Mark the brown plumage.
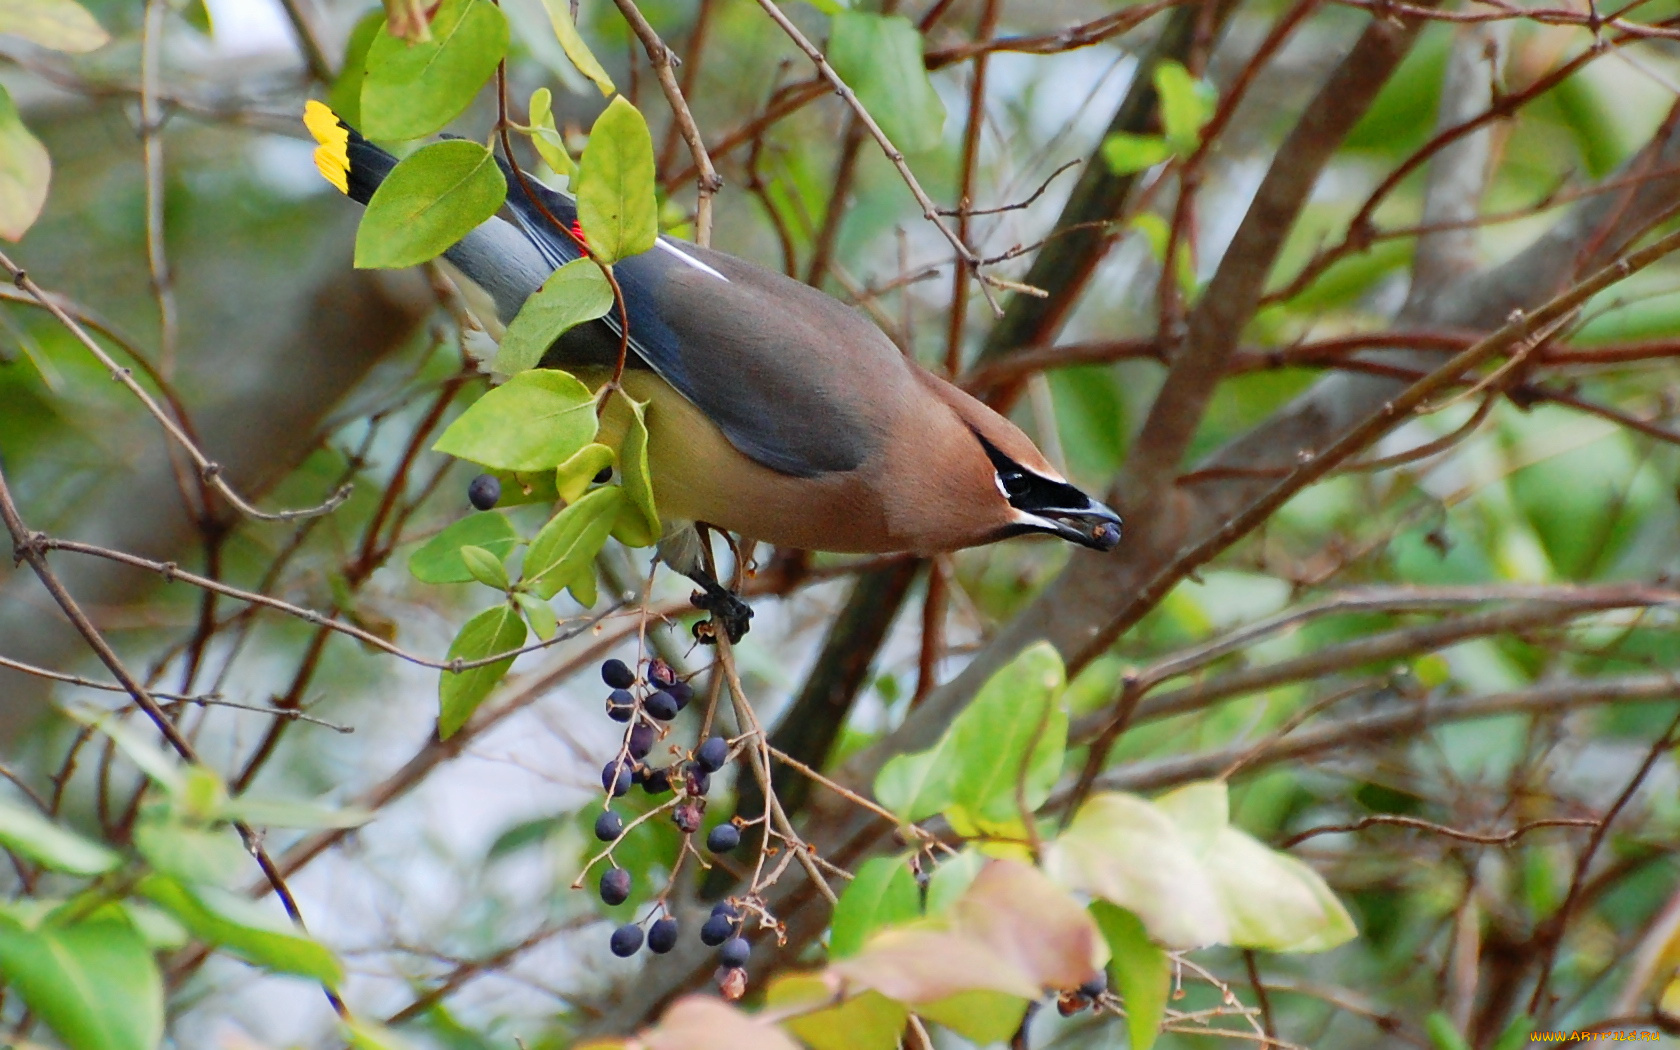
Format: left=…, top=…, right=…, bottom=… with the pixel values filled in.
left=309, top=106, right=1121, bottom=638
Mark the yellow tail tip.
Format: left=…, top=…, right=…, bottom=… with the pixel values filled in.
left=303, top=100, right=350, bottom=196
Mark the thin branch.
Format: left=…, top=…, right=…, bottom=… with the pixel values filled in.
left=747, top=0, right=1007, bottom=312
left=0, top=253, right=350, bottom=523
left=0, top=461, right=348, bottom=1021
left=27, top=533, right=612, bottom=672
left=139, top=0, right=178, bottom=379
left=1281, top=815, right=1600, bottom=849
left=611, top=0, right=723, bottom=246
left=1528, top=709, right=1680, bottom=1017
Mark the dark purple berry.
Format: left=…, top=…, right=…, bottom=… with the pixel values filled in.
left=647, top=917, right=679, bottom=954
left=601, top=759, right=633, bottom=797
left=695, top=736, right=729, bottom=773
left=644, top=690, right=679, bottom=721
left=609, top=923, right=644, bottom=957
left=707, top=823, right=741, bottom=853
left=718, top=936, right=750, bottom=969
left=674, top=802, right=702, bottom=834
left=642, top=767, right=672, bottom=795
left=467, top=474, right=501, bottom=511
left=710, top=901, right=740, bottom=919
left=594, top=810, right=623, bottom=842
left=666, top=681, right=694, bottom=710
left=601, top=659, right=635, bottom=689
left=606, top=689, right=636, bottom=722
left=600, top=867, right=631, bottom=906
left=627, top=722, right=655, bottom=759
left=649, top=660, right=676, bottom=689
left=685, top=764, right=711, bottom=796
left=700, top=912, right=735, bottom=946
left=1078, top=974, right=1108, bottom=999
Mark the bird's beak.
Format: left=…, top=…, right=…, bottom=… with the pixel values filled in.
left=1019, top=495, right=1123, bottom=552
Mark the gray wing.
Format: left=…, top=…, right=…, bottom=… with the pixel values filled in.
left=497, top=168, right=902, bottom=477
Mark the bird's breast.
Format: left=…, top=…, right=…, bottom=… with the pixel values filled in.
left=591, top=370, right=898, bottom=554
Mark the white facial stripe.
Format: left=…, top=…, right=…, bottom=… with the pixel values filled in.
left=656, top=238, right=730, bottom=282
left=1013, top=509, right=1062, bottom=532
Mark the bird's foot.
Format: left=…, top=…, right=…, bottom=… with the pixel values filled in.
left=690, top=583, right=753, bottom=644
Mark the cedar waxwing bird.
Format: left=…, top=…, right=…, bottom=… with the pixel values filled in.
left=305, top=104, right=1122, bottom=640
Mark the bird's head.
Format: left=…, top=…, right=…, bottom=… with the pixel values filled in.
left=922, top=372, right=1122, bottom=553
left=975, top=431, right=1123, bottom=552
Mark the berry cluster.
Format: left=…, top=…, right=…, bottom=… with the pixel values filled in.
left=1055, top=973, right=1110, bottom=1016
left=589, top=657, right=746, bottom=962
left=700, top=900, right=752, bottom=974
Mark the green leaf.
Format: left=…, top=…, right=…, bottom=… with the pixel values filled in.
left=1091, top=902, right=1168, bottom=1050
left=567, top=563, right=600, bottom=608
left=521, top=485, right=624, bottom=600
left=555, top=442, right=615, bottom=502
left=0, top=797, right=119, bottom=876
left=514, top=591, right=559, bottom=640
left=538, top=0, right=614, bottom=96
left=482, top=468, right=560, bottom=507
left=527, top=87, right=577, bottom=179
left=924, top=848, right=983, bottom=915
left=873, top=737, right=957, bottom=824
left=1048, top=784, right=1357, bottom=953
left=408, top=512, right=521, bottom=584
left=354, top=140, right=507, bottom=269
left=438, top=603, right=527, bottom=737
left=1100, top=132, right=1172, bottom=175
left=0, top=916, right=162, bottom=1050
left=134, top=818, right=248, bottom=885
left=0, top=85, right=50, bottom=241
left=460, top=544, right=511, bottom=590
left=347, top=1019, right=424, bottom=1050
left=948, top=642, right=1066, bottom=824
left=494, top=258, right=616, bottom=374
left=138, top=875, right=342, bottom=986
left=119, top=903, right=188, bottom=952
left=916, top=991, right=1028, bottom=1045
left=1426, top=1012, right=1473, bottom=1050
left=328, top=10, right=385, bottom=128
left=433, top=369, right=598, bottom=472
left=221, top=798, right=373, bottom=829
left=608, top=392, right=659, bottom=547
left=827, top=13, right=945, bottom=154
left=65, top=707, right=188, bottom=798
left=830, top=855, right=920, bottom=959
left=1153, top=59, right=1215, bottom=154
left=768, top=975, right=904, bottom=1050
left=1154, top=781, right=1357, bottom=952
left=1198, top=822, right=1358, bottom=952
left=361, top=0, right=508, bottom=140
left=1045, top=791, right=1226, bottom=949
left=0, top=0, right=109, bottom=52
left=577, top=96, right=658, bottom=264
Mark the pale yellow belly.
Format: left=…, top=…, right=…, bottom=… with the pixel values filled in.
left=585, top=369, right=895, bottom=554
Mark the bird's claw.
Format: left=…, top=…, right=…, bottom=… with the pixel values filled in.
left=691, top=586, right=753, bottom=644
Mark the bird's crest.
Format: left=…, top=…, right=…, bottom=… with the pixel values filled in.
left=303, top=100, right=351, bottom=196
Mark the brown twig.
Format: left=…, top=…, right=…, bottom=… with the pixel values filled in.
left=1282, top=815, right=1600, bottom=849
left=0, top=253, right=350, bottom=523
left=0, top=461, right=348, bottom=1021
left=610, top=0, right=723, bottom=246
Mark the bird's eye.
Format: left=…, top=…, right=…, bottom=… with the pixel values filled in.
left=999, top=471, right=1030, bottom=498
